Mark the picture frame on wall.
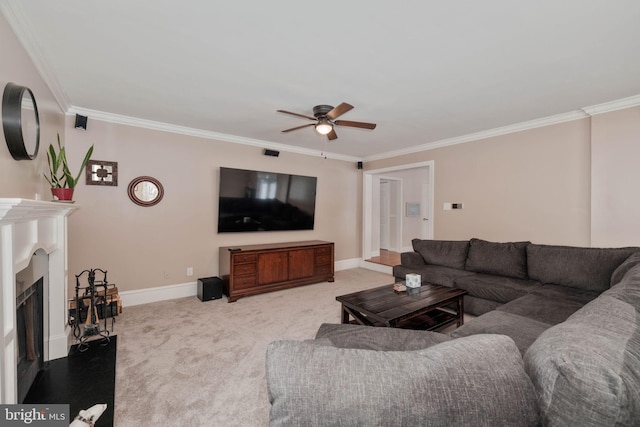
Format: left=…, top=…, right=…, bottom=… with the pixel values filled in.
left=86, top=160, right=118, bottom=186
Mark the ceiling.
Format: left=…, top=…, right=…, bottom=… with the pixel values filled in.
left=3, top=1, right=640, bottom=161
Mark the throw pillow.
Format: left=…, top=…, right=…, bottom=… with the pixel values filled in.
left=266, top=334, right=539, bottom=426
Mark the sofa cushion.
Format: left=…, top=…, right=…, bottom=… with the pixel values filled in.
left=463, top=295, right=503, bottom=316
left=267, top=335, right=540, bottom=427
left=464, top=238, right=530, bottom=279
left=399, top=251, right=425, bottom=268
left=610, top=251, right=640, bottom=286
left=393, top=264, right=475, bottom=288
left=526, top=244, right=637, bottom=292
left=450, top=310, right=551, bottom=354
left=496, top=293, right=585, bottom=325
left=314, top=323, right=452, bottom=351
left=529, top=284, right=600, bottom=305
left=524, top=295, right=640, bottom=426
left=607, top=262, right=640, bottom=309
left=453, top=273, right=541, bottom=303
left=412, top=238, right=470, bottom=269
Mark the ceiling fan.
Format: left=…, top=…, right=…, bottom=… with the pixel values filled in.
left=277, top=102, right=376, bottom=140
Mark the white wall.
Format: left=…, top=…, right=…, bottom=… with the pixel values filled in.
left=591, top=106, right=640, bottom=247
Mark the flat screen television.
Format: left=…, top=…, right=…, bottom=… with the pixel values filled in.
left=217, top=167, right=317, bottom=232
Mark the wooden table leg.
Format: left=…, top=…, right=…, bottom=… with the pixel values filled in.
left=341, top=305, right=349, bottom=324
left=457, top=296, right=465, bottom=327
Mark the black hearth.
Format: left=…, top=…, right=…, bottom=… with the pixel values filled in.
left=16, top=277, right=44, bottom=403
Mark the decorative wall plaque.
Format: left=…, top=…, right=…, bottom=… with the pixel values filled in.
left=86, top=160, right=118, bottom=186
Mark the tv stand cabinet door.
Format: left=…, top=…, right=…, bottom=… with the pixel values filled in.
left=288, top=248, right=316, bottom=280
left=257, top=251, right=289, bottom=285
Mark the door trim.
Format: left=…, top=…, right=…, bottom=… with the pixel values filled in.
left=362, top=161, right=434, bottom=261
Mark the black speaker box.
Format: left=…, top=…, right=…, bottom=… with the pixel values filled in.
left=264, top=149, right=280, bottom=157
left=357, top=161, right=363, bottom=170
left=75, top=114, right=88, bottom=130
left=197, top=276, right=223, bottom=301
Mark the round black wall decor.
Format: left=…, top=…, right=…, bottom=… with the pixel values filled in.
left=2, top=82, right=40, bottom=160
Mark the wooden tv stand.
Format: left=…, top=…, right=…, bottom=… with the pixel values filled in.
left=219, top=240, right=334, bottom=302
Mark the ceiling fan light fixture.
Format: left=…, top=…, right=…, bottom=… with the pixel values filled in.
left=315, top=119, right=333, bottom=135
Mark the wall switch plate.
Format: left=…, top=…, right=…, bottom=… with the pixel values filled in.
left=187, top=267, right=193, bottom=276
left=443, top=203, right=452, bottom=210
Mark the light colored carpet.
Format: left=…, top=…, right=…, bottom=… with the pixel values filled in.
left=113, top=268, right=394, bottom=426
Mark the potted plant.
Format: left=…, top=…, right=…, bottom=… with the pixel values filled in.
left=44, top=133, right=94, bottom=201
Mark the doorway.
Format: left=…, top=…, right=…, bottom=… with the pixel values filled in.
left=379, top=178, right=402, bottom=253
left=362, top=161, right=434, bottom=262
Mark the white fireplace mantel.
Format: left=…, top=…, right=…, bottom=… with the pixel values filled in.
left=0, top=198, right=76, bottom=404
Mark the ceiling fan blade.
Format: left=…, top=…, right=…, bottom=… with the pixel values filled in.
left=326, top=102, right=354, bottom=120
left=277, top=110, right=317, bottom=121
left=282, top=123, right=315, bottom=133
left=327, top=128, right=338, bottom=140
left=334, top=120, right=377, bottom=130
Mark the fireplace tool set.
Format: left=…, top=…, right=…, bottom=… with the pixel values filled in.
left=72, top=268, right=114, bottom=351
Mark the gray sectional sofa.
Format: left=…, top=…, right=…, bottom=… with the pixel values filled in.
left=265, top=239, right=640, bottom=426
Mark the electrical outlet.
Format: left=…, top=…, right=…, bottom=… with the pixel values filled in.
left=187, top=267, right=193, bottom=276
left=163, top=271, right=170, bottom=280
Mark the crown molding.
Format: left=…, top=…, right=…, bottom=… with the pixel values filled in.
left=364, top=110, right=590, bottom=162
left=581, top=94, right=640, bottom=116
left=367, top=94, right=640, bottom=162
left=67, top=107, right=361, bottom=163
left=0, top=1, right=71, bottom=112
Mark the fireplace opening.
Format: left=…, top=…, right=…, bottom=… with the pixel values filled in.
left=16, top=277, right=44, bottom=403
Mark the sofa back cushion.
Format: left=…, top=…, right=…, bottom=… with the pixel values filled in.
left=267, top=334, right=539, bottom=426
left=527, top=244, right=637, bottom=292
left=524, top=293, right=640, bottom=426
left=610, top=251, right=640, bottom=287
left=412, top=238, right=469, bottom=269
left=607, top=262, right=640, bottom=311
left=464, top=238, right=530, bottom=279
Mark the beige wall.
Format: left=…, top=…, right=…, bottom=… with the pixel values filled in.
left=366, top=119, right=592, bottom=246
left=64, top=118, right=361, bottom=293
left=591, top=106, right=640, bottom=247
left=0, top=13, right=65, bottom=198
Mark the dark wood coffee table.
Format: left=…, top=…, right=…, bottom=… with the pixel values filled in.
left=336, top=283, right=467, bottom=331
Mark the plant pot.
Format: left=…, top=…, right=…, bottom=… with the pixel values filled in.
left=51, top=188, right=74, bottom=201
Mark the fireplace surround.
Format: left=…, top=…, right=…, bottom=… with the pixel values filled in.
left=0, top=198, right=75, bottom=404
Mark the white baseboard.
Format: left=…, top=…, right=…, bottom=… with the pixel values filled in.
left=359, top=260, right=393, bottom=275
left=335, top=258, right=360, bottom=271
left=119, top=261, right=365, bottom=307
left=120, top=281, right=197, bottom=307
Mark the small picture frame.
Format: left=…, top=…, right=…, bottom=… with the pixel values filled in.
left=406, top=202, right=420, bottom=217
left=86, top=160, right=118, bottom=186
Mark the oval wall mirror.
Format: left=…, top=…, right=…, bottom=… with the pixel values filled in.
left=2, top=82, right=40, bottom=160
left=127, top=176, right=164, bottom=207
